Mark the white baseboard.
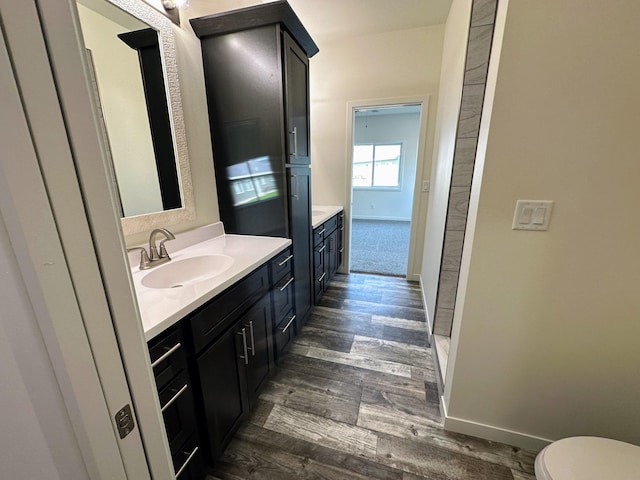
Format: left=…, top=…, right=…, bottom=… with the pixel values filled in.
left=351, top=215, right=411, bottom=222
left=417, top=274, right=432, bottom=332
left=440, top=398, right=551, bottom=452
left=405, top=273, right=419, bottom=282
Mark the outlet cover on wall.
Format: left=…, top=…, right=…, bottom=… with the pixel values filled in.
left=512, top=200, right=554, bottom=231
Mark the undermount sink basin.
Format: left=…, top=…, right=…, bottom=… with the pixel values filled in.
left=141, top=255, right=234, bottom=289
left=312, top=209, right=326, bottom=216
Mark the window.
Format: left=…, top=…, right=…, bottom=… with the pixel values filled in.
left=352, top=143, right=401, bottom=188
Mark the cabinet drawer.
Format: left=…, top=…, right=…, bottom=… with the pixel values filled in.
left=338, top=211, right=344, bottom=228
left=273, top=310, right=296, bottom=361
left=149, top=327, right=185, bottom=392
left=189, top=265, right=269, bottom=354
left=270, top=247, right=293, bottom=285
left=323, top=215, right=338, bottom=235
left=272, top=273, right=295, bottom=321
left=313, top=241, right=325, bottom=270
left=313, top=225, right=324, bottom=246
left=159, top=370, right=197, bottom=456
left=171, top=434, right=204, bottom=480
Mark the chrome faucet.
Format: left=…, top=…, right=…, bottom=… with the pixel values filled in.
left=127, top=228, right=176, bottom=270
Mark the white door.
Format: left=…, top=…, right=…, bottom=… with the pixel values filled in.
left=0, top=1, right=172, bottom=478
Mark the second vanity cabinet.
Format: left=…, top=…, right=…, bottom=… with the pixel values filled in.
left=313, top=212, right=344, bottom=303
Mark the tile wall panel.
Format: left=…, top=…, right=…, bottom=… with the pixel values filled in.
left=433, top=0, right=498, bottom=340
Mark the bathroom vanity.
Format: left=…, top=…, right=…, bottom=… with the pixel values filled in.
left=130, top=223, right=292, bottom=474
left=312, top=206, right=345, bottom=303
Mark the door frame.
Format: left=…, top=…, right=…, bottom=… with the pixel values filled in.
left=0, top=2, right=147, bottom=477
left=345, top=96, right=430, bottom=280
left=34, top=0, right=177, bottom=478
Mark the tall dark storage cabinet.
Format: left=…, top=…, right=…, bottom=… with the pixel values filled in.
left=191, top=1, right=318, bottom=326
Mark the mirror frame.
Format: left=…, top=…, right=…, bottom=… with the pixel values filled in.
left=88, top=0, right=195, bottom=236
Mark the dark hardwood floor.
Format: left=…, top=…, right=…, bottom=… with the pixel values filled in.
left=207, top=273, right=536, bottom=480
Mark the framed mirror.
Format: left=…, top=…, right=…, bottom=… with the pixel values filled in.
left=76, top=0, right=194, bottom=236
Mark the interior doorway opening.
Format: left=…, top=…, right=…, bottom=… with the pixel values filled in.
left=348, top=103, right=423, bottom=277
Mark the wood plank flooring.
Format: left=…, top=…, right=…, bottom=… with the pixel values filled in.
left=207, top=273, right=537, bottom=480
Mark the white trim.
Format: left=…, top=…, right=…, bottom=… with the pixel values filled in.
left=418, top=274, right=433, bottom=332
left=441, top=404, right=550, bottom=452
left=345, top=96, right=430, bottom=278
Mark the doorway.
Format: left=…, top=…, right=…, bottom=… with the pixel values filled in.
left=348, top=103, right=424, bottom=277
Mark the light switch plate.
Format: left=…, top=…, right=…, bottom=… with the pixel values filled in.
left=512, top=200, right=554, bottom=231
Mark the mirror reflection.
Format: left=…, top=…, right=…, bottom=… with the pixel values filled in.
left=77, top=0, right=182, bottom=217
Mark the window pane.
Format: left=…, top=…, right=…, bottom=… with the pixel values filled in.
left=353, top=145, right=373, bottom=164
left=353, top=162, right=372, bottom=187
left=373, top=159, right=399, bottom=186
left=353, top=145, right=373, bottom=186
left=374, top=144, right=401, bottom=161
left=373, top=144, right=400, bottom=187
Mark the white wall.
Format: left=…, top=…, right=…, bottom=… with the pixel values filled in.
left=352, top=112, right=420, bottom=221
left=445, top=0, right=640, bottom=448
left=0, top=214, right=88, bottom=479
left=311, top=25, right=445, bottom=276
left=420, top=0, right=470, bottom=327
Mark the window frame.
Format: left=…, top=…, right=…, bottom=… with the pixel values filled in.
left=352, top=141, right=403, bottom=191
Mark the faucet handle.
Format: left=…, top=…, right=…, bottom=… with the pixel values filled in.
left=158, top=241, right=171, bottom=259
left=127, top=247, right=151, bottom=270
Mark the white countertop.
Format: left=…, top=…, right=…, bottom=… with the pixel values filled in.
left=312, top=205, right=344, bottom=229
left=129, top=223, right=291, bottom=341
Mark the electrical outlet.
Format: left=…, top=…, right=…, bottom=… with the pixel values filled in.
left=370, top=204, right=374, bottom=210
left=422, top=180, right=430, bottom=192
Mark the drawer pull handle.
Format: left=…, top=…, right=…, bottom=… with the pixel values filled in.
left=247, top=321, right=256, bottom=356
left=316, top=228, right=325, bottom=236
left=277, top=254, right=293, bottom=267
left=238, top=328, right=249, bottom=365
left=318, top=245, right=326, bottom=253
left=151, top=342, right=181, bottom=368
left=161, top=384, right=188, bottom=412
left=279, top=276, right=295, bottom=292
left=175, top=445, right=199, bottom=478
left=318, top=272, right=326, bottom=283
left=281, top=314, right=296, bottom=333
left=290, top=126, right=298, bottom=158
left=339, top=247, right=344, bottom=253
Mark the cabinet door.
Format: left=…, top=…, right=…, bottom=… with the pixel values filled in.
left=288, top=166, right=312, bottom=326
left=327, top=228, right=339, bottom=283
left=283, top=32, right=310, bottom=165
left=242, top=296, right=273, bottom=408
left=313, top=238, right=325, bottom=304
left=196, top=320, right=248, bottom=462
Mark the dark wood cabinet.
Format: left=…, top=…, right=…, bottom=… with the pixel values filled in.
left=288, top=166, right=312, bottom=326
left=269, top=247, right=296, bottom=361
left=283, top=33, right=310, bottom=165
left=191, top=1, right=318, bottom=327
left=196, top=316, right=247, bottom=461
left=313, top=211, right=344, bottom=304
left=184, top=265, right=273, bottom=464
left=148, top=327, right=204, bottom=479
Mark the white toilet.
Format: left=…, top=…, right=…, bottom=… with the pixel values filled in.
left=535, top=436, right=640, bottom=479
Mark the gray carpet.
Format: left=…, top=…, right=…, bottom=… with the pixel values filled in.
left=350, top=219, right=410, bottom=277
